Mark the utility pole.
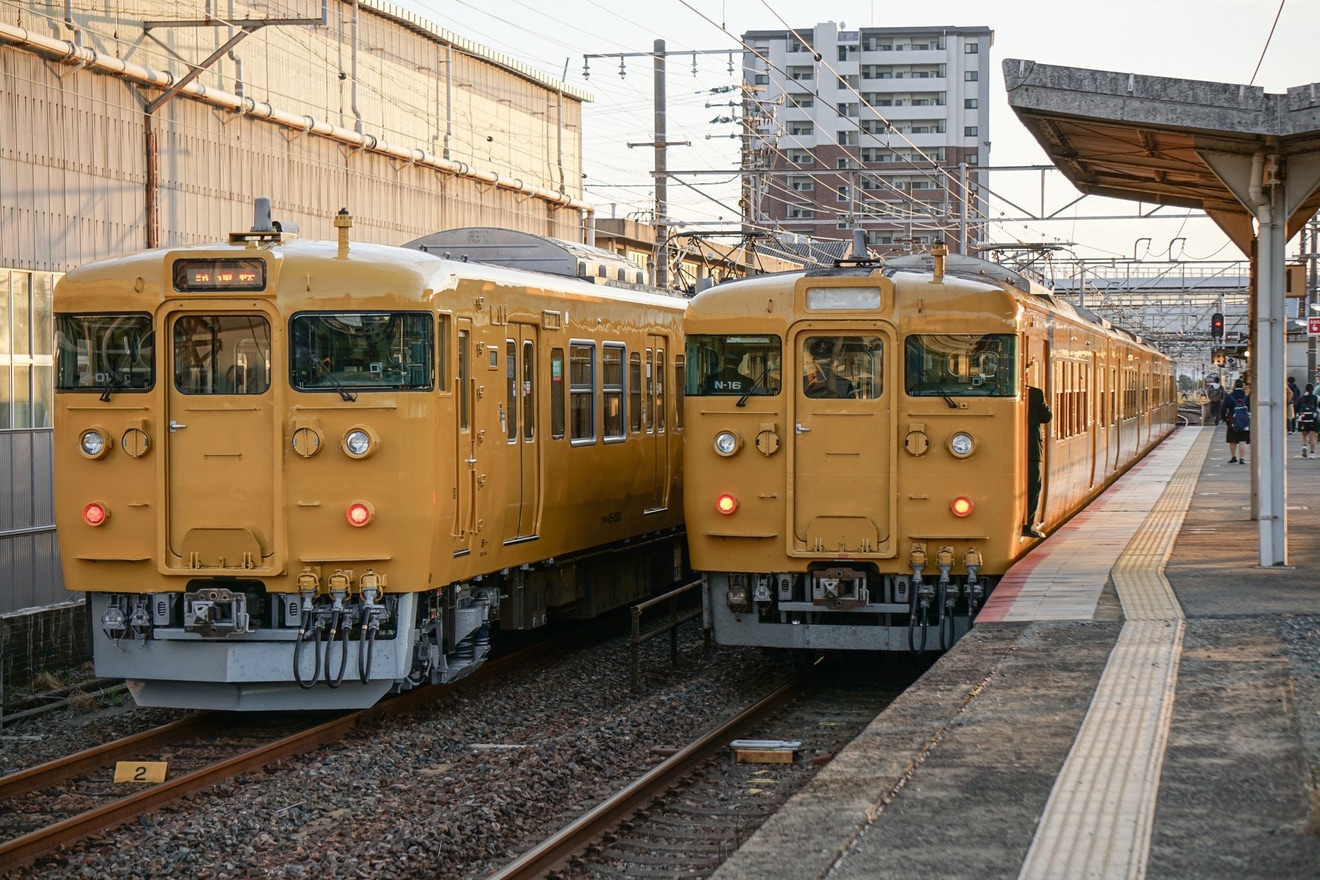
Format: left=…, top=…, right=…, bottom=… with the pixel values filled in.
left=585, top=41, right=734, bottom=289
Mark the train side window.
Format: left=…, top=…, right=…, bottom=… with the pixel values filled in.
left=458, top=330, right=470, bottom=431
left=569, top=341, right=596, bottom=445
left=550, top=347, right=565, bottom=439
left=645, top=348, right=654, bottom=432
left=629, top=351, right=642, bottom=433
left=506, top=339, right=518, bottom=443
left=655, top=349, right=666, bottom=432
left=603, top=343, right=625, bottom=442
left=55, top=313, right=155, bottom=395
left=174, top=315, right=271, bottom=396
left=522, top=340, right=535, bottom=441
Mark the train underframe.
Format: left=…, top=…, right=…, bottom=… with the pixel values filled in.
left=88, top=531, right=685, bottom=710
left=703, top=560, right=997, bottom=655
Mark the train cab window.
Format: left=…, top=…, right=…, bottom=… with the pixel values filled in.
left=803, top=336, right=883, bottom=399
left=569, top=342, right=596, bottom=444
left=905, top=333, right=1017, bottom=398
left=289, top=312, right=433, bottom=393
left=686, top=334, right=782, bottom=398
left=550, top=347, right=565, bottom=439
left=55, top=314, right=155, bottom=396
left=603, top=343, right=625, bottom=442
left=173, top=315, right=271, bottom=395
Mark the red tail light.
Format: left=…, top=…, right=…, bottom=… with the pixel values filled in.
left=83, top=502, right=109, bottom=526
left=346, top=501, right=374, bottom=527
left=716, top=494, right=738, bottom=515
left=950, top=496, right=974, bottom=517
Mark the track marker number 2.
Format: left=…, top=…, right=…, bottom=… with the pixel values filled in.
left=114, top=761, right=168, bottom=783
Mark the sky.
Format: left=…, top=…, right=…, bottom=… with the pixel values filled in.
left=391, top=0, right=1319, bottom=266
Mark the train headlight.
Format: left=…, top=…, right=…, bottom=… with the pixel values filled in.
left=716, top=493, right=739, bottom=515
left=950, top=496, right=974, bottom=517
left=346, top=500, right=375, bottom=527
left=79, top=428, right=110, bottom=459
left=713, top=430, right=741, bottom=456
left=948, top=432, right=976, bottom=458
left=342, top=426, right=379, bottom=459
left=83, top=502, right=110, bottom=526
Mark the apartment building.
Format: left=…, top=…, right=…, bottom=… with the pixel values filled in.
left=743, top=22, right=992, bottom=253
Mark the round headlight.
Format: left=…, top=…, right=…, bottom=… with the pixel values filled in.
left=713, top=430, right=740, bottom=456
left=79, top=429, right=109, bottom=459
left=342, top=427, right=378, bottom=459
left=948, top=432, right=975, bottom=458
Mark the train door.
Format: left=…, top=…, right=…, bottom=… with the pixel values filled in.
left=452, top=319, right=475, bottom=551
left=163, top=306, right=279, bottom=572
left=644, top=335, right=670, bottom=512
left=1026, top=338, right=1050, bottom=530
left=791, top=329, right=889, bottom=554
left=503, top=324, right=540, bottom=542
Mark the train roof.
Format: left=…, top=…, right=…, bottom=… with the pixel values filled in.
left=404, top=228, right=650, bottom=289
left=59, top=232, right=688, bottom=313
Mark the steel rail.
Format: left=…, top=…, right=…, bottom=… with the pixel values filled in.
left=0, top=632, right=577, bottom=872
left=0, top=714, right=215, bottom=801
left=489, top=673, right=810, bottom=880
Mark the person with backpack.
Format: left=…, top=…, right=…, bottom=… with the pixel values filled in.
left=1298, top=383, right=1319, bottom=458
left=1220, top=377, right=1250, bottom=464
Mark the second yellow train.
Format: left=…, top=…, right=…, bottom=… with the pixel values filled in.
left=683, top=244, right=1176, bottom=654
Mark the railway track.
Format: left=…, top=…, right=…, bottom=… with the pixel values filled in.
left=491, top=660, right=916, bottom=880
left=0, top=634, right=571, bottom=873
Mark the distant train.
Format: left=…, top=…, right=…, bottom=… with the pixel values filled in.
left=53, top=201, right=687, bottom=710
left=684, top=244, right=1175, bottom=654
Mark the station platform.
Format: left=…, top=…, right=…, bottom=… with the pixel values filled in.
left=712, top=425, right=1320, bottom=879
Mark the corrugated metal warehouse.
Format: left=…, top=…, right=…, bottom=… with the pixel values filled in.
left=0, top=0, right=593, bottom=689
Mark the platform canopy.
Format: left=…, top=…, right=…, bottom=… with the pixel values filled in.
left=1004, top=59, right=1320, bottom=568
left=1003, top=59, right=1320, bottom=256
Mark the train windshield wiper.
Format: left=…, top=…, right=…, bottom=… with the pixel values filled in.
left=313, top=359, right=358, bottom=402
left=98, top=370, right=125, bottom=402
left=736, top=367, right=768, bottom=407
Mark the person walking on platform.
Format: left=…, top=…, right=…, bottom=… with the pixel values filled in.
left=1298, top=383, right=1319, bottom=458
left=1288, top=375, right=1302, bottom=433
left=1221, top=378, right=1250, bottom=464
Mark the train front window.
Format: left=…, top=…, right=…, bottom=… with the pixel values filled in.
left=687, top=334, right=782, bottom=397
left=55, top=314, right=155, bottom=395
left=802, top=336, right=883, bottom=400
left=290, top=312, right=433, bottom=392
left=905, top=334, right=1017, bottom=398
left=173, top=315, right=272, bottom=395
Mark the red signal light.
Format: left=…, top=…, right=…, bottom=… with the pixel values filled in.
left=346, top=501, right=374, bottom=527
left=716, top=494, right=738, bottom=515
left=950, top=496, right=974, bottom=517
left=83, top=502, right=109, bottom=526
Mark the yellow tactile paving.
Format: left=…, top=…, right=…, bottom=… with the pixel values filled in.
left=1017, top=427, right=1212, bottom=880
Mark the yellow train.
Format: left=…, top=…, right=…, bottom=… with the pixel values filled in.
left=684, top=245, right=1175, bottom=654
left=54, top=201, right=687, bottom=710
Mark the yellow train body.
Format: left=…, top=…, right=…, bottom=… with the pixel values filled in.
left=54, top=208, right=686, bottom=709
left=683, top=251, right=1175, bottom=653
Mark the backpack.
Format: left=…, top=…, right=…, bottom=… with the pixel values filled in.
left=1229, top=396, right=1251, bottom=432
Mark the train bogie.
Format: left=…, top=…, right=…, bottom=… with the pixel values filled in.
left=54, top=202, right=687, bottom=709
left=685, top=247, right=1175, bottom=656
